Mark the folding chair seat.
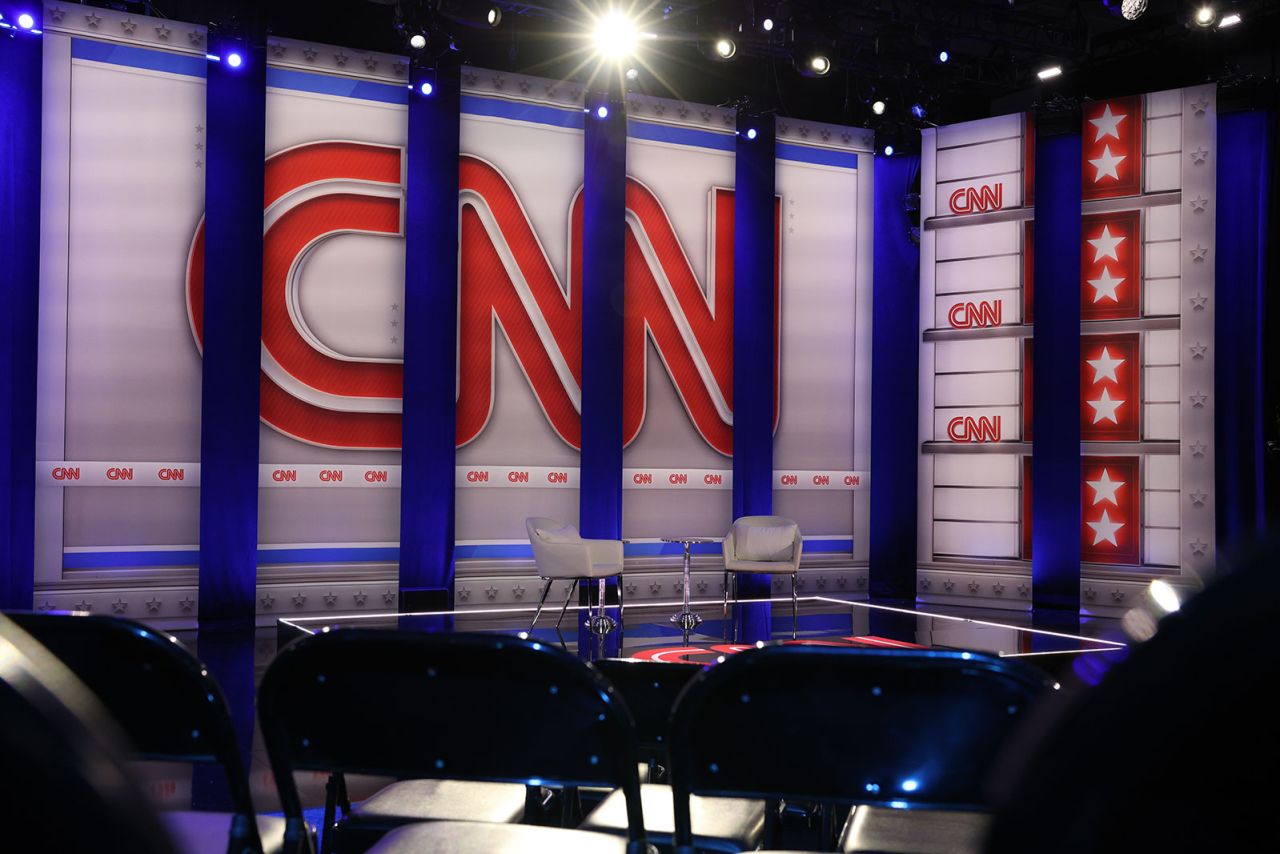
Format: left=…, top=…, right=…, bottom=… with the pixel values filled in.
left=667, top=646, right=1049, bottom=854
left=9, top=612, right=290, bottom=854
left=582, top=659, right=766, bottom=851
left=259, top=630, right=651, bottom=854
left=0, top=614, right=177, bottom=854
left=838, top=806, right=991, bottom=853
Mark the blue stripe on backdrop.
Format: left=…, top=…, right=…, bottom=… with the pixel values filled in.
left=869, top=155, right=922, bottom=600
left=399, top=62, right=462, bottom=606
left=1215, top=110, right=1273, bottom=556
left=70, top=37, right=206, bottom=78
left=0, top=25, right=42, bottom=610
left=579, top=91, right=627, bottom=658
left=198, top=37, right=266, bottom=625
left=1031, top=128, right=1082, bottom=612
left=626, top=120, right=734, bottom=151
left=732, top=113, right=778, bottom=641
left=775, top=141, right=859, bottom=170
left=460, top=94, right=585, bottom=129
left=265, top=67, right=407, bottom=104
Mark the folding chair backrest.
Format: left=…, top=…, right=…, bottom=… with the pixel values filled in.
left=592, top=658, right=701, bottom=750
left=670, top=646, right=1049, bottom=812
left=259, top=630, right=647, bottom=844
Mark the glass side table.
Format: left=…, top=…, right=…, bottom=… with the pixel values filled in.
left=660, top=537, right=720, bottom=644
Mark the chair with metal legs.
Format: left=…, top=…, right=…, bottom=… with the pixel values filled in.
left=722, top=516, right=803, bottom=642
left=526, top=518, right=625, bottom=647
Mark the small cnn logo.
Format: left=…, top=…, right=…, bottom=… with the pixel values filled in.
left=947, top=300, right=1002, bottom=329
left=948, top=183, right=1003, bottom=215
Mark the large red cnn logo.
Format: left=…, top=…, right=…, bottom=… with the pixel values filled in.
left=186, top=141, right=779, bottom=454
left=947, top=183, right=1003, bottom=215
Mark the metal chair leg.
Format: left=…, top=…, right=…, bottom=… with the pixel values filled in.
left=616, top=573, right=625, bottom=652
left=732, top=573, right=740, bottom=644
left=791, top=573, right=799, bottom=640
left=722, top=569, right=731, bottom=642
left=554, top=579, right=578, bottom=633
left=528, top=578, right=554, bottom=633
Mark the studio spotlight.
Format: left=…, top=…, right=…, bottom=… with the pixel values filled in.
left=1121, top=0, right=1148, bottom=19
left=1193, top=4, right=1216, bottom=26
left=761, top=17, right=775, bottom=32
left=593, top=10, right=639, bottom=60
left=714, top=37, right=736, bottom=59
left=486, top=6, right=501, bottom=27
left=746, top=127, right=758, bottom=140
left=807, top=54, right=831, bottom=76
left=911, top=103, right=927, bottom=119
left=596, top=105, right=610, bottom=119
left=625, top=66, right=639, bottom=81
left=1219, top=12, right=1241, bottom=27
left=871, top=99, right=887, bottom=115
left=17, top=11, right=35, bottom=29
left=409, top=33, right=427, bottom=49
left=1037, top=64, right=1063, bottom=80
left=937, top=49, right=949, bottom=63
left=225, top=52, right=243, bottom=68
left=883, top=144, right=895, bottom=156
left=420, top=81, right=434, bottom=96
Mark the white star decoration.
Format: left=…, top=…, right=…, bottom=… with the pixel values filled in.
left=1088, top=268, right=1125, bottom=303
left=1088, top=145, right=1126, bottom=182
left=1086, top=468, right=1125, bottom=506
left=1087, top=388, right=1125, bottom=424
left=1087, top=509, right=1125, bottom=547
left=1087, top=225, right=1125, bottom=262
left=1089, top=104, right=1126, bottom=141
left=1087, top=347, right=1126, bottom=383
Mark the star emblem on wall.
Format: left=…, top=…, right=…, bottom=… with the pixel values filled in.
left=458, top=587, right=471, bottom=600
left=856, top=576, right=867, bottom=589
left=120, top=19, right=136, bottom=34
left=1189, top=441, right=1208, bottom=458
left=511, top=585, right=525, bottom=600
left=271, top=43, right=287, bottom=58
left=1189, top=392, right=1208, bottom=408
left=1088, top=103, right=1126, bottom=141
left=1189, top=539, right=1209, bottom=557
left=484, top=586, right=498, bottom=600
left=260, top=594, right=275, bottom=610
left=392, top=62, right=407, bottom=77
left=919, top=577, right=932, bottom=591
left=1188, top=293, right=1208, bottom=310
left=292, top=594, right=307, bottom=607
left=1017, top=583, right=1030, bottom=597
left=37, top=600, right=53, bottom=611
left=1189, top=492, right=1208, bottom=507
left=323, top=592, right=338, bottom=606
left=1084, top=587, right=1097, bottom=601
left=1189, top=195, right=1208, bottom=212
left=364, top=56, right=379, bottom=71
left=967, top=581, right=981, bottom=594
left=75, top=600, right=92, bottom=612
left=49, top=8, right=65, bottom=23
left=1088, top=145, right=1126, bottom=182
left=1189, top=95, right=1209, bottom=116
left=1087, top=509, right=1124, bottom=547
left=1111, top=589, right=1126, bottom=603
left=1190, top=147, right=1208, bottom=164
left=383, top=590, right=396, bottom=604
left=85, top=12, right=102, bottom=27
left=649, top=582, right=662, bottom=594
left=1088, top=268, right=1125, bottom=303
left=1189, top=342, right=1207, bottom=359
left=155, top=25, right=171, bottom=40
left=334, top=52, right=349, bottom=66
left=353, top=591, right=368, bottom=606
left=625, top=582, right=637, bottom=595
left=179, top=596, right=195, bottom=611
left=1087, top=347, right=1126, bottom=383
left=111, top=599, right=127, bottom=614
left=1087, top=225, right=1125, bottom=262
left=187, top=30, right=203, bottom=45
left=992, top=582, right=1006, bottom=596
left=303, top=47, right=317, bottom=61
left=1189, top=245, right=1208, bottom=262
left=943, top=579, right=955, bottom=592
left=1087, top=467, right=1125, bottom=506
left=1087, top=388, right=1125, bottom=424
left=145, top=597, right=162, bottom=613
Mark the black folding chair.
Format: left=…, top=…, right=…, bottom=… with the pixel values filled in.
left=668, top=646, right=1051, bottom=854
left=8, top=612, right=284, bottom=854
left=258, top=630, right=649, bottom=854
left=0, top=614, right=177, bottom=854
left=581, top=658, right=768, bottom=852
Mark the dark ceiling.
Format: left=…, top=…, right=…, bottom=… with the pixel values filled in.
left=89, top=1, right=1280, bottom=148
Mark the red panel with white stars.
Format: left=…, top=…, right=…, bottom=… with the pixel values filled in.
left=1081, top=210, right=1141, bottom=320
left=1081, top=333, right=1140, bottom=442
left=1081, top=456, right=1140, bottom=565
left=1082, top=96, right=1142, bottom=200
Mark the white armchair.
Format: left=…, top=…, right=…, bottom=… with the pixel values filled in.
left=526, top=518, right=625, bottom=636
left=722, top=516, right=803, bottom=640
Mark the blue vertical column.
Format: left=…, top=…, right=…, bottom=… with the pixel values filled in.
left=733, top=112, right=777, bottom=641
left=198, top=35, right=266, bottom=626
left=1215, top=110, right=1272, bottom=556
left=0, top=14, right=43, bottom=610
left=868, top=155, right=922, bottom=600
left=579, top=90, right=626, bottom=657
left=1031, top=126, right=1082, bottom=611
left=399, top=61, right=461, bottom=610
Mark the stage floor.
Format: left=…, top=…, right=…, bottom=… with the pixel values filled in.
left=276, top=595, right=1125, bottom=666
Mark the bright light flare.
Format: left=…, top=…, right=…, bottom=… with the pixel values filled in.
left=1037, top=64, right=1063, bottom=80
left=592, top=10, right=639, bottom=60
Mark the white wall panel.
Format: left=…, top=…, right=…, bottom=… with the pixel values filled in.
left=935, top=113, right=1022, bottom=149
left=1144, top=241, right=1182, bottom=278
left=1145, top=454, right=1180, bottom=490
left=1143, top=490, right=1179, bottom=528
left=933, top=453, right=1020, bottom=488
left=934, top=338, right=1021, bottom=374
left=1143, top=527, right=1180, bottom=566
left=1143, top=366, right=1179, bottom=403
left=935, top=138, right=1021, bottom=182
left=1145, top=330, right=1181, bottom=366
left=1145, top=89, right=1182, bottom=118
left=1144, top=153, right=1181, bottom=193
left=934, top=487, right=1020, bottom=522
left=933, top=521, right=1020, bottom=558
left=936, top=221, right=1021, bottom=260
left=1143, top=403, right=1180, bottom=440
left=1145, top=204, right=1180, bottom=241
left=1144, top=279, right=1180, bottom=316
left=1145, top=116, right=1182, bottom=154
left=935, top=256, right=1021, bottom=295
left=935, top=372, right=1020, bottom=408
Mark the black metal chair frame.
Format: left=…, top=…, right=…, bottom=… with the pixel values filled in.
left=8, top=612, right=266, bottom=854
left=666, top=645, right=1051, bottom=854
left=258, top=629, right=650, bottom=854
